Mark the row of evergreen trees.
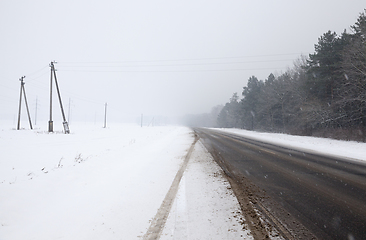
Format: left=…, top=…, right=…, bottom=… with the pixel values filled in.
left=217, top=10, right=366, bottom=141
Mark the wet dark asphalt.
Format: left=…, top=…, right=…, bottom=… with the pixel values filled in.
left=194, top=128, right=366, bottom=240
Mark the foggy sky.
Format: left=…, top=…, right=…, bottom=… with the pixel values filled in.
left=1, top=0, right=365, bottom=126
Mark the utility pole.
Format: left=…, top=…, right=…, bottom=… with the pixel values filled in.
left=34, top=96, right=38, bottom=125
left=104, top=103, right=107, bottom=128
left=141, top=114, right=143, bottom=127
left=49, top=62, right=53, bottom=132
left=49, top=61, right=70, bottom=134
left=17, top=76, right=33, bottom=130
left=23, top=82, right=33, bottom=130
left=17, top=77, right=23, bottom=130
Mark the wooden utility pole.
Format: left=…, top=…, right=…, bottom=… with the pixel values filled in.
left=17, top=77, right=23, bottom=130
left=49, top=61, right=70, bottom=134
left=104, top=103, right=107, bottom=128
left=48, top=63, right=53, bottom=132
left=17, top=76, right=33, bottom=130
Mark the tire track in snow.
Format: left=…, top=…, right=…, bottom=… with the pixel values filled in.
left=142, top=134, right=198, bottom=240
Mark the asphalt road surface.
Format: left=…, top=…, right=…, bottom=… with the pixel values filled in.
left=194, top=128, right=366, bottom=240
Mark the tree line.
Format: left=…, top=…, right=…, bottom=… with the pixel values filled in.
left=217, top=10, right=366, bottom=141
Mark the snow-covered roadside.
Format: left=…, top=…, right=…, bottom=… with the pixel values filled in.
left=213, top=128, right=366, bottom=163
left=161, top=141, right=252, bottom=239
left=0, top=123, right=253, bottom=239
left=0, top=123, right=190, bottom=239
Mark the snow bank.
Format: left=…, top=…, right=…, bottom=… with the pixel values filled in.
left=213, top=128, right=366, bottom=163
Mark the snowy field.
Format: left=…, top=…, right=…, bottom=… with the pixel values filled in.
left=0, top=122, right=250, bottom=240
left=2, top=122, right=365, bottom=240
left=214, top=128, right=366, bottom=163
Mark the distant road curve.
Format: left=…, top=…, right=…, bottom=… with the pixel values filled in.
left=194, top=128, right=366, bottom=240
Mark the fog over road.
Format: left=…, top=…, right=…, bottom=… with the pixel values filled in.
left=194, top=128, right=366, bottom=240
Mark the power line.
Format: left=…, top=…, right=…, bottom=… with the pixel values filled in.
left=26, top=70, right=50, bottom=83
left=59, top=89, right=105, bottom=105
left=60, top=52, right=309, bottom=64
left=20, top=74, right=105, bottom=106
left=56, top=67, right=292, bottom=73
left=58, top=59, right=297, bottom=68
left=25, top=65, right=49, bottom=78
left=0, top=95, right=18, bottom=103
left=0, top=82, right=18, bottom=91
left=56, top=55, right=301, bottom=73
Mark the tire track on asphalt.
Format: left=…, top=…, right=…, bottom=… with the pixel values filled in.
left=142, top=134, right=198, bottom=240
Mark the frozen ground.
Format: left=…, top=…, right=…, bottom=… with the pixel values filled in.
left=214, top=128, right=366, bottom=163
left=0, top=122, right=250, bottom=240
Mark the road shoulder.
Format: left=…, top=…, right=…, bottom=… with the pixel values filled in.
left=160, top=140, right=253, bottom=239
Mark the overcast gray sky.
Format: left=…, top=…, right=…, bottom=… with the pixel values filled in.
left=1, top=0, right=365, bottom=126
